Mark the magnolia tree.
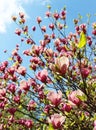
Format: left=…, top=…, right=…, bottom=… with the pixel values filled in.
left=0, top=5, right=96, bottom=130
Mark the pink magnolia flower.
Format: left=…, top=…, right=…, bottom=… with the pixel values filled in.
left=19, top=12, right=25, bottom=18
left=7, top=66, right=15, bottom=75
left=18, top=119, right=33, bottom=128
left=23, top=49, right=31, bottom=56
left=7, top=83, right=16, bottom=93
left=0, top=102, right=5, bottom=109
left=48, top=113, right=65, bottom=129
left=44, top=105, right=51, bottom=114
left=8, top=115, right=14, bottom=124
left=17, top=66, right=26, bottom=76
left=94, top=120, right=96, bottom=130
left=2, top=61, right=8, bottom=67
left=47, top=90, right=62, bottom=106
left=25, top=120, right=33, bottom=128
left=28, top=78, right=36, bottom=87
left=55, top=56, right=69, bottom=75
left=94, top=120, right=96, bottom=126
left=94, top=126, right=96, bottom=130
left=15, top=28, right=21, bottom=36
left=0, top=124, right=4, bottom=130
left=20, top=80, right=30, bottom=91
left=32, top=45, right=42, bottom=56
left=41, top=26, right=46, bottom=32
left=36, top=69, right=48, bottom=83
left=12, top=49, right=18, bottom=56
left=92, top=29, right=96, bottom=35
left=0, top=88, right=6, bottom=97
left=44, top=48, right=53, bottom=57
left=7, top=108, right=16, bottom=115
left=26, top=39, right=34, bottom=45
left=13, top=96, right=20, bottom=104
left=68, top=89, right=84, bottom=106
left=27, top=100, right=37, bottom=111
left=30, top=57, right=40, bottom=64
left=54, top=38, right=61, bottom=47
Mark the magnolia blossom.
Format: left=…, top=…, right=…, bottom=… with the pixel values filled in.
left=15, top=28, right=21, bottom=36
left=0, top=88, right=6, bottom=97
left=27, top=100, right=37, bottom=111
left=7, top=83, right=16, bottom=93
left=44, top=105, right=51, bottom=114
left=7, top=108, right=16, bottom=115
left=13, top=96, right=20, bottom=104
left=94, top=120, right=96, bottom=130
left=20, top=80, right=30, bottom=91
left=18, top=119, right=33, bottom=128
left=25, top=120, right=33, bottom=128
left=48, top=113, right=65, bottom=129
left=54, top=56, right=69, bottom=75
left=36, top=69, right=48, bottom=83
left=47, top=90, right=62, bottom=106
left=17, top=66, right=26, bottom=76
left=68, top=89, right=84, bottom=106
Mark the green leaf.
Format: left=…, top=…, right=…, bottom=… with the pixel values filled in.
left=78, top=31, right=87, bottom=48
left=43, top=124, right=47, bottom=130
left=70, top=121, right=75, bottom=126
left=48, top=124, right=54, bottom=130
left=8, top=57, right=12, bottom=61
left=78, top=14, right=83, bottom=20
left=77, top=94, right=87, bottom=101
left=47, top=5, right=51, bottom=10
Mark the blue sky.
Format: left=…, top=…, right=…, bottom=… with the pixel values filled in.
left=0, top=0, right=96, bottom=61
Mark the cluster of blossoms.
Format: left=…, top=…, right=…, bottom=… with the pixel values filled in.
left=0, top=5, right=96, bottom=130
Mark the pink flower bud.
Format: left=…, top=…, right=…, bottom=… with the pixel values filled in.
left=81, top=68, right=90, bottom=78
left=41, top=26, right=46, bottom=32
left=92, top=29, right=96, bottom=35
left=53, top=12, right=59, bottom=20
left=37, top=17, right=42, bottom=24
left=45, top=11, right=51, bottom=17
left=19, top=12, right=25, bottom=18
left=32, top=26, right=36, bottom=31
left=62, top=103, right=72, bottom=112
left=49, top=23, right=54, bottom=30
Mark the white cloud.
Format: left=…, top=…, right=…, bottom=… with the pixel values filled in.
left=0, top=0, right=25, bottom=33
left=0, top=0, right=51, bottom=33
